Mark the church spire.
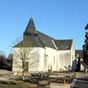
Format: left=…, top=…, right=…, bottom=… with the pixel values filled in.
left=23, top=17, right=38, bottom=41
left=24, top=17, right=37, bottom=34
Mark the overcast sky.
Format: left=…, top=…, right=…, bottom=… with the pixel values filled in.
left=0, top=0, right=88, bottom=56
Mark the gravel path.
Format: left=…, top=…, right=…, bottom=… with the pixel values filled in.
left=0, top=70, right=14, bottom=80
left=75, top=72, right=88, bottom=78
left=0, top=70, right=88, bottom=88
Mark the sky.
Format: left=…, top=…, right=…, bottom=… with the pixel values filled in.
left=0, top=0, right=88, bottom=57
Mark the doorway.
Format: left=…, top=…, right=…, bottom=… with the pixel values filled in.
left=24, top=62, right=28, bottom=72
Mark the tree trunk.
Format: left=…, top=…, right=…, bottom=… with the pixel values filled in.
left=22, top=61, right=25, bottom=80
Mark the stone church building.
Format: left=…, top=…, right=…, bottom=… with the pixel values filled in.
left=12, top=17, right=75, bottom=73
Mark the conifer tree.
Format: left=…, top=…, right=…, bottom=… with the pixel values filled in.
left=83, top=24, right=88, bottom=65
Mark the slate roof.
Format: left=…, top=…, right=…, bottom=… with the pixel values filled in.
left=14, top=31, right=55, bottom=48
left=24, top=17, right=38, bottom=34
left=37, top=31, right=55, bottom=48
left=14, top=40, right=45, bottom=48
left=14, top=17, right=72, bottom=50
left=54, top=40, right=73, bottom=50
left=75, top=50, right=83, bottom=58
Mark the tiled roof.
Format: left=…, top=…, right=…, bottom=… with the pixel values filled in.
left=54, top=40, right=72, bottom=50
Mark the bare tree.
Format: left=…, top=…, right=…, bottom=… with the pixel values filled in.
left=13, top=37, right=39, bottom=80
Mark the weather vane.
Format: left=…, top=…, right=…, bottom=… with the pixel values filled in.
left=30, top=8, right=34, bottom=17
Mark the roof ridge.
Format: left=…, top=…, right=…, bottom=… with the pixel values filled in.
left=37, top=31, right=55, bottom=40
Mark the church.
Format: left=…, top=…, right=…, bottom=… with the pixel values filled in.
left=12, top=17, right=75, bottom=73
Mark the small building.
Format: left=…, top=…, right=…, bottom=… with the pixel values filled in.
left=12, top=17, right=75, bottom=73
left=7, top=54, right=13, bottom=62
left=75, top=50, right=84, bottom=71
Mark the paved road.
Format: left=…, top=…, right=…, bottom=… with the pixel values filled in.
left=51, top=72, right=88, bottom=78
left=75, top=72, right=88, bottom=78
left=50, top=83, right=70, bottom=88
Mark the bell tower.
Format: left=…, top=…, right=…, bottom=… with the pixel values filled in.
left=23, top=17, right=38, bottom=41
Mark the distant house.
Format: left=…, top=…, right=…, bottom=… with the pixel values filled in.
left=7, top=54, right=13, bottom=62
left=12, top=17, right=75, bottom=73
left=75, top=50, right=85, bottom=71
left=75, top=50, right=83, bottom=59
